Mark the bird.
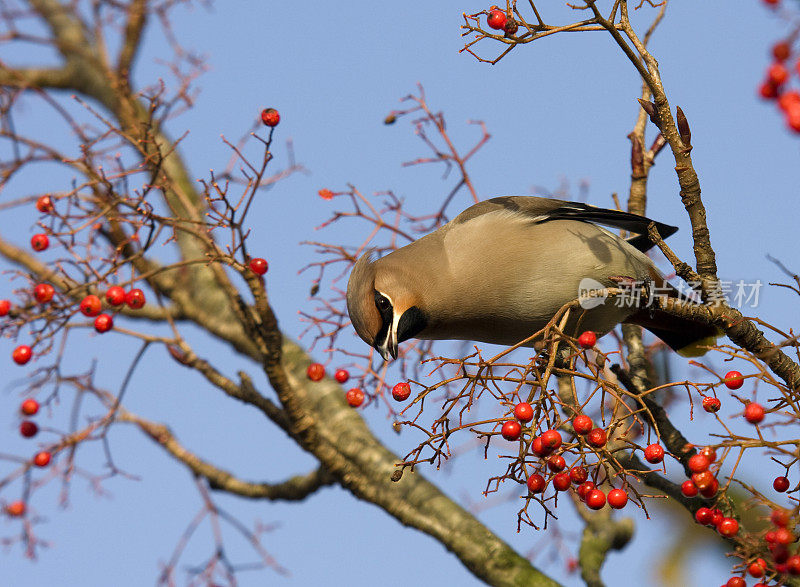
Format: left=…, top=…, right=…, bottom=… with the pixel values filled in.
left=346, top=196, right=718, bottom=361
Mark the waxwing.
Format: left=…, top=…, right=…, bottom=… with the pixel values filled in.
left=346, top=196, right=717, bottom=360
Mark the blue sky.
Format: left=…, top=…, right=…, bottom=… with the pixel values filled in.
left=1, top=2, right=798, bottom=586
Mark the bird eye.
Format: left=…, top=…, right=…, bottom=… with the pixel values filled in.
left=375, top=292, right=391, bottom=313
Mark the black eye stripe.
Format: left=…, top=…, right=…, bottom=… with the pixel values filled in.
left=374, top=291, right=393, bottom=317
left=373, top=291, right=393, bottom=347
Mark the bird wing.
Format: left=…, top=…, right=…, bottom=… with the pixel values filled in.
left=450, top=196, right=677, bottom=252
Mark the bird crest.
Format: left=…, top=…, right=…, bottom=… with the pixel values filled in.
left=346, top=250, right=380, bottom=346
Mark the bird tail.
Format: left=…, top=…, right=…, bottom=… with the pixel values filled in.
left=623, top=277, right=721, bottom=356
left=625, top=307, right=720, bottom=357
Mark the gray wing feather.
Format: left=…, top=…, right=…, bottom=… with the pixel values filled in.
left=451, top=196, right=677, bottom=253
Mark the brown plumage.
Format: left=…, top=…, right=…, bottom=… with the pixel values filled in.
left=346, top=196, right=717, bottom=360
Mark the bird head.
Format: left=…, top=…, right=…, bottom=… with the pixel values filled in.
left=346, top=251, right=428, bottom=361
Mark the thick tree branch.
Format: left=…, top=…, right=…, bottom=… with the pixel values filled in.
left=117, top=0, right=147, bottom=76
left=123, top=413, right=335, bottom=500
left=576, top=504, right=634, bottom=587
left=264, top=339, right=562, bottom=587
left=0, top=66, right=75, bottom=89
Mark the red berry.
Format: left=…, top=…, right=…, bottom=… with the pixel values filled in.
left=587, top=428, right=607, bottom=448
left=748, top=558, right=768, bottom=578
left=695, top=507, right=714, bottom=525
left=771, top=509, right=790, bottom=527
left=530, top=436, right=548, bottom=456
left=585, top=489, right=606, bottom=510
left=700, top=477, right=719, bottom=499
left=688, top=453, right=711, bottom=473
left=553, top=472, right=571, bottom=491
left=20, top=420, right=38, bottom=438
left=249, top=258, right=268, bottom=275
left=766, top=530, right=777, bottom=543
left=33, top=451, right=51, bottom=467
left=644, top=443, right=665, bottom=464
left=744, top=402, right=765, bottom=424
left=20, top=398, right=39, bottom=416
left=570, top=467, right=588, bottom=485
left=724, top=370, right=744, bottom=390
left=94, top=313, right=113, bottom=333
left=787, top=555, right=800, bottom=576
left=260, top=108, right=280, bottom=127
left=345, top=388, right=365, bottom=408
left=718, top=517, right=739, bottom=537
left=105, top=286, right=126, bottom=306
left=540, top=429, right=562, bottom=451
left=710, top=509, right=724, bottom=527
left=6, top=500, right=25, bottom=517
left=692, top=470, right=715, bottom=491
left=787, top=105, right=800, bottom=133
left=572, top=414, right=593, bottom=435
left=36, top=195, right=53, bottom=213
left=318, top=188, right=334, bottom=200
left=759, top=81, right=780, bottom=99
left=779, top=90, right=800, bottom=112
left=762, top=0, right=780, bottom=5
left=726, top=579, right=745, bottom=587
left=577, top=331, right=597, bottom=349
left=0, top=299, right=9, bottom=316
left=547, top=454, right=566, bottom=472
left=514, top=402, right=533, bottom=422
left=501, top=420, right=522, bottom=441
left=334, top=369, right=350, bottom=384
left=772, top=547, right=790, bottom=564
left=702, top=396, right=721, bottom=413
left=486, top=9, right=507, bottom=30
left=607, top=488, right=628, bottom=509
left=699, top=446, right=717, bottom=463
left=12, top=345, right=32, bottom=365
left=79, top=294, right=102, bottom=317
left=125, top=288, right=146, bottom=309
left=774, top=476, right=790, bottom=492
left=30, top=233, right=49, bottom=252
left=34, top=283, right=55, bottom=303
left=768, top=62, right=789, bottom=86
left=526, top=473, right=545, bottom=493
left=392, top=382, right=411, bottom=402
left=773, top=41, right=792, bottom=61
left=775, top=526, right=794, bottom=545
left=680, top=480, right=699, bottom=498
left=306, top=363, right=325, bottom=381
left=577, top=481, right=596, bottom=501
left=699, top=477, right=719, bottom=498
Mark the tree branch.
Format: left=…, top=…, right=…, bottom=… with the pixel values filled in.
left=576, top=504, right=634, bottom=587
left=117, top=0, right=147, bottom=77
left=124, top=412, right=335, bottom=500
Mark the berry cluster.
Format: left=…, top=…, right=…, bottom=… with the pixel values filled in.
left=502, top=405, right=631, bottom=511
left=680, top=447, right=723, bottom=501
left=758, top=37, right=800, bottom=133
left=485, top=6, right=519, bottom=36
left=5, top=398, right=53, bottom=518
left=6, top=283, right=151, bottom=365
left=722, top=508, right=800, bottom=585
left=305, top=362, right=416, bottom=409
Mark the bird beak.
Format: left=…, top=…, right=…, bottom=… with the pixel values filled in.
left=375, top=336, right=397, bottom=361
left=375, top=317, right=399, bottom=361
